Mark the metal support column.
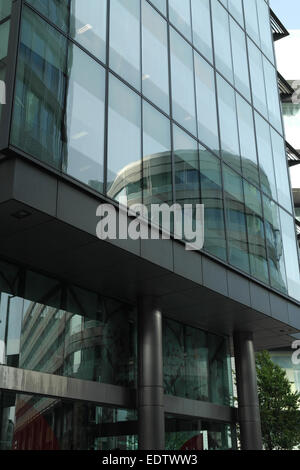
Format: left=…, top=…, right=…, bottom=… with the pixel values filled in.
left=233, top=331, right=263, bottom=450
left=137, top=297, right=165, bottom=450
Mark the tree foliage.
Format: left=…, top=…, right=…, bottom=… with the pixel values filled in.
left=256, top=350, right=300, bottom=450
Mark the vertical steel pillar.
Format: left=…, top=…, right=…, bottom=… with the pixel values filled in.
left=137, top=297, right=165, bottom=450
left=233, top=331, right=263, bottom=450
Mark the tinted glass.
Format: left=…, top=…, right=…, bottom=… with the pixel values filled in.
left=107, top=75, right=141, bottom=205
left=142, top=1, right=169, bottom=114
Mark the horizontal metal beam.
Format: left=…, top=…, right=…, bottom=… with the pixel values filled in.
left=0, top=365, right=136, bottom=409
left=0, top=366, right=237, bottom=423
left=164, top=394, right=237, bottom=424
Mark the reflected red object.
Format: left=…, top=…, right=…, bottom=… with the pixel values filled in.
left=180, top=434, right=204, bottom=451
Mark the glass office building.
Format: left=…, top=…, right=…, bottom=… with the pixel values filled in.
left=0, top=0, right=299, bottom=450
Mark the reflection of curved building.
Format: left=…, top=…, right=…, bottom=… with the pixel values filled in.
left=107, top=148, right=286, bottom=290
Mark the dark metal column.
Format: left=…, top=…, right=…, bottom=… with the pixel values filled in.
left=138, top=297, right=165, bottom=450
left=233, top=331, right=263, bottom=450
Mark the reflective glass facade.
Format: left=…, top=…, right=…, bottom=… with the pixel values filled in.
left=0, top=257, right=232, bottom=406
left=0, top=391, right=137, bottom=450
left=0, top=391, right=234, bottom=450
left=7, top=0, right=299, bottom=301
left=0, top=0, right=12, bottom=122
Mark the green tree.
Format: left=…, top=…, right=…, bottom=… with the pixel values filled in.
left=256, top=350, right=300, bottom=450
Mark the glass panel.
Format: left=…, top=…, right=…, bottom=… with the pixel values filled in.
left=228, top=0, right=244, bottom=26
left=0, top=391, right=137, bottom=450
left=271, top=129, right=292, bottom=213
left=208, top=333, right=232, bottom=406
left=109, top=0, right=140, bottom=90
left=64, top=46, right=105, bottom=191
left=11, top=8, right=105, bottom=191
left=170, top=28, right=197, bottom=136
left=107, top=75, right=141, bottom=206
left=263, top=57, right=282, bottom=133
left=0, top=269, right=137, bottom=387
left=211, top=0, right=233, bottom=83
left=236, top=94, right=259, bottom=186
left=0, top=20, right=9, bottom=61
left=149, top=0, right=167, bottom=16
left=279, top=209, right=300, bottom=301
left=217, top=75, right=240, bottom=172
left=244, top=180, right=269, bottom=283
left=243, top=0, right=260, bottom=45
left=224, top=165, right=250, bottom=273
left=0, top=0, right=12, bottom=21
left=248, top=38, right=268, bottom=118
left=263, top=196, right=287, bottom=293
left=168, top=0, right=192, bottom=41
left=69, top=0, right=107, bottom=62
left=190, top=0, right=213, bottom=63
left=11, top=8, right=68, bottom=169
left=143, top=101, right=172, bottom=208
left=27, top=0, right=70, bottom=32
left=165, top=416, right=235, bottom=450
left=257, top=0, right=274, bottom=63
left=163, top=318, right=232, bottom=406
left=0, top=18, right=10, bottom=124
left=255, top=112, right=277, bottom=200
left=200, top=150, right=227, bottom=261
left=230, top=18, right=250, bottom=101
left=142, top=0, right=169, bottom=114
left=174, top=124, right=200, bottom=207
left=194, top=52, right=219, bottom=154
left=27, top=0, right=107, bottom=62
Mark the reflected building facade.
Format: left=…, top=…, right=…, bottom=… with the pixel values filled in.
left=0, top=0, right=300, bottom=451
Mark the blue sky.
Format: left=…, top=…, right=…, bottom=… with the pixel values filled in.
left=270, top=0, right=300, bottom=29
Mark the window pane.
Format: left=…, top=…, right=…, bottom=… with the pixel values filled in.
left=236, top=94, right=259, bottom=186
left=174, top=124, right=200, bottom=206
left=191, top=0, right=213, bottom=63
left=280, top=209, right=300, bottom=301
left=255, top=112, right=277, bottom=200
left=194, top=52, right=219, bottom=154
left=27, top=0, right=70, bottom=32
left=64, top=46, right=105, bottom=192
left=248, top=38, right=268, bottom=118
left=28, top=0, right=107, bottom=62
left=217, top=75, right=240, bottom=172
left=109, top=0, right=140, bottom=90
left=200, top=150, right=227, bottom=260
left=243, top=0, right=260, bottom=45
left=11, top=8, right=105, bottom=191
left=271, top=129, right=292, bottom=213
left=143, top=101, right=172, bottom=207
left=170, top=28, right=197, bottom=136
left=224, top=165, right=250, bottom=273
left=230, top=18, right=250, bottom=101
left=244, top=180, right=269, bottom=283
left=0, top=0, right=11, bottom=21
left=0, top=18, right=10, bottom=124
left=263, top=196, right=287, bottom=293
left=257, top=0, right=274, bottom=63
left=142, top=1, right=169, bottom=114
left=228, top=0, right=244, bottom=26
left=11, top=8, right=68, bottom=169
left=107, top=75, right=141, bottom=206
left=149, top=0, right=167, bottom=16
left=211, top=0, right=233, bottom=83
left=70, top=0, right=107, bottom=62
left=168, top=0, right=192, bottom=41
left=263, top=57, right=282, bottom=133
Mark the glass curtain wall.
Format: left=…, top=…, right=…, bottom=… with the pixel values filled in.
left=7, top=0, right=299, bottom=300
left=0, top=0, right=12, bottom=125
